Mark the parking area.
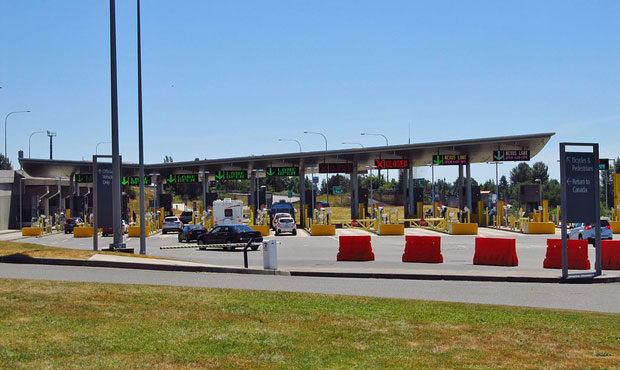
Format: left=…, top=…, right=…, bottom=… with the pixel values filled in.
left=14, top=226, right=619, bottom=278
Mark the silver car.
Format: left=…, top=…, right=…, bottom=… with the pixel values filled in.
left=568, top=219, right=613, bottom=243
left=162, top=216, right=183, bottom=234
left=275, top=216, right=297, bottom=236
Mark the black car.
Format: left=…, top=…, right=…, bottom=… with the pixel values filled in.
left=178, top=224, right=207, bottom=243
left=180, top=211, right=194, bottom=224
left=197, top=224, right=263, bottom=250
left=64, top=217, right=84, bottom=234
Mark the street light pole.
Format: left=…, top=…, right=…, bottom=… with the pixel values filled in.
left=342, top=142, right=364, bottom=147
left=109, top=0, right=124, bottom=249
left=5, top=110, right=31, bottom=158
left=96, top=141, right=111, bottom=155
left=28, top=130, right=46, bottom=158
left=304, top=131, right=328, bottom=203
left=278, top=138, right=302, bottom=152
left=47, top=131, right=57, bottom=160
left=361, top=132, right=389, bottom=184
left=137, top=0, right=146, bottom=254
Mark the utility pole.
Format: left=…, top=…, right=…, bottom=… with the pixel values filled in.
left=47, top=131, right=56, bottom=160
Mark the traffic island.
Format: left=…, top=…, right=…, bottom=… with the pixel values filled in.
left=73, top=227, right=94, bottom=238
left=448, top=223, right=478, bottom=235
left=377, top=224, right=404, bottom=236
left=21, top=227, right=42, bottom=237
left=311, top=224, right=336, bottom=236
left=523, top=222, right=555, bottom=234
left=250, top=225, right=270, bottom=236
left=128, top=226, right=151, bottom=237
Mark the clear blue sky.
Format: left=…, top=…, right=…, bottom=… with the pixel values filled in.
left=1, top=0, right=619, bottom=184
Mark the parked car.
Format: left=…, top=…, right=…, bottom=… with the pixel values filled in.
left=568, top=219, right=613, bottom=243
left=275, top=216, right=297, bottom=236
left=316, top=201, right=330, bottom=208
left=102, top=220, right=129, bottom=237
left=271, top=212, right=292, bottom=229
left=64, top=217, right=84, bottom=234
left=162, top=216, right=183, bottom=234
left=178, top=224, right=207, bottom=243
left=180, top=211, right=194, bottom=224
left=197, top=224, right=263, bottom=250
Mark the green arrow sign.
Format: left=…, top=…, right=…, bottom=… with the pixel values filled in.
left=214, top=170, right=247, bottom=180
left=121, top=177, right=129, bottom=186
left=121, top=176, right=151, bottom=186
left=493, top=150, right=504, bottom=161
left=167, top=174, right=175, bottom=183
left=75, top=174, right=93, bottom=183
left=432, top=155, right=443, bottom=165
left=215, top=171, right=224, bottom=180
left=265, top=167, right=299, bottom=176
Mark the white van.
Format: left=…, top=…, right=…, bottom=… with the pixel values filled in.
left=212, top=198, right=244, bottom=226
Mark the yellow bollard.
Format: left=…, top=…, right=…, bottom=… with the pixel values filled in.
left=542, top=200, right=549, bottom=223
left=416, top=202, right=423, bottom=219
left=497, top=201, right=504, bottom=227
left=433, top=201, right=440, bottom=218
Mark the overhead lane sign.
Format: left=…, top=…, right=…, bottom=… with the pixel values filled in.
left=319, top=163, right=353, bottom=173
left=493, top=150, right=530, bottom=162
left=599, top=159, right=609, bottom=171
left=375, top=159, right=409, bottom=169
left=122, top=176, right=151, bottom=186
left=266, top=167, right=299, bottom=176
left=215, top=170, right=248, bottom=180
left=432, top=154, right=468, bottom=166
left=75, top=174, right=93, bottom=183
left=166, top=173, right=198, bottom=184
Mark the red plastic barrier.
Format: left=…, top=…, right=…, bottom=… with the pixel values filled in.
left=543, top=239, right=590, bottom=269
left=602, top=240, right=620, bottom=270
left=402, top=236, right=443, bottom=263
left=473, top=237, right=518, bottom=266
left=337, top=235, right=374, bottom=261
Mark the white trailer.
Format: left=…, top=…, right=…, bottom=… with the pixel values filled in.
left=212, top=198, right=244, bottom=226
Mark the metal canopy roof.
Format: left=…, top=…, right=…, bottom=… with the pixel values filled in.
left=19, top=132, right=554, bottom=179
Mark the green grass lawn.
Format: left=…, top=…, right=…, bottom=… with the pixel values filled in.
left=0, top=241, right=167, bottom=260
left=0, top=279, right=618, bottom=368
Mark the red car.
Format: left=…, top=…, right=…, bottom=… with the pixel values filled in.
left=102, top=220, right=129, bottom=236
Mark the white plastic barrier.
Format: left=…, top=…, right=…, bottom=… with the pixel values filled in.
left=262, top=239, right=277, bottom=270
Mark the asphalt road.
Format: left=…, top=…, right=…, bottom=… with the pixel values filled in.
left=1, top=263, right=619, bottom=313
left=11, top=227, right=619, bottom=278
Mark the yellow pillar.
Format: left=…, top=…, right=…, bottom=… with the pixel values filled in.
left=416, top=202, right=423, bottom=219
left=250, top=205, right=255, bottom=225
left=542, top=199, right=549, bottom=223
left=614, top=174, right=620, bottom=221
left=477, top=200, right=484, bottom=226
left=497, top=201, right=504, bottom=227
left=65, top=209, right=71, bottom=219
left=159, top=207, right=164, bottom=229
left=433, top=201, right=439, bottom=218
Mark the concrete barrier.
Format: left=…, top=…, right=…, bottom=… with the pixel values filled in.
left=250, top=225, right=270, bottom=236
left=73, top=227, right=94, bottom=238
left=524, top=222, right=555, bottom=234
left=448, top=223, right=478, bottom=235
left=610, top=221, right=620, bottom=234
left=128, top=226, right=151, bottom=237
left=311, top=224, right=336, bottom=236
left=377, top=224, right=404, bottom=235
left=21, top=227, right=42, bottom=237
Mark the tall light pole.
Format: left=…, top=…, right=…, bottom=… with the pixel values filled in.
left=46, top=131, right=57, bottom=160
left=96, top=141, right=111, bottom=155
left=109, top=0, right=124, bottom=249
left=137, top=0, right=147, bottom=254
left=5, top=110, right=31, bottom=157
left=342, top=142, right=364, bottom=148
left=278, top=138, right=302, bottom=152
left=28, top=130, right=46, bottom=158
left=304, top=131, right=329, bottom=203
left=361, top=132, right=389, bottom=184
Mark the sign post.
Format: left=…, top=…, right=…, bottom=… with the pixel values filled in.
left=92, top=155, right=121, bottom=251
left=559, top=143, right=601, bottom=278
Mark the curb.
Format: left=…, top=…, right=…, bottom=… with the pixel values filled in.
left=0, top=255, right=289, bottom=276
left=1, top=255, right=618, bottom=284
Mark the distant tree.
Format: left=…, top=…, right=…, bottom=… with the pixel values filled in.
left=510, top=163, right=532, bottom=185
left=0, top=154, right=11, bottom=170
left=531, top=162, right=549, bottom=183
left=543, top=179, right=561, bottom=208
left=615, top=156, right=620, bottom=173
left=163, top=155, right=173, bottom=163
left=481, top=179, right=496, bottom=193
left=499, top=176, right=508, bottom=201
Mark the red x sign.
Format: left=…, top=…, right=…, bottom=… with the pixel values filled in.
left=374, top=159, right=409, bottom=169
